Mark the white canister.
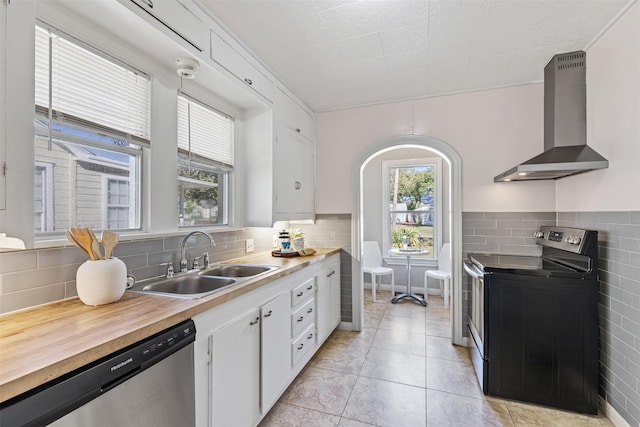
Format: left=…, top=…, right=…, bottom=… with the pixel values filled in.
left=76, top=257, right=127, bottom=306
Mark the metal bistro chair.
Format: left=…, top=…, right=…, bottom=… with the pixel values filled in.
left=362, top=241, right=395, bottom=302
left=424, top=243, right=451, bottom=308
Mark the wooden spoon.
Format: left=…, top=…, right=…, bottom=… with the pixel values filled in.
left=101, top=231, right=119, bottom=259
left=70, top=227, right=98, bottom=261
left=66, top=231, right=92, bottom=259
left=88, top=229, right=103, bottom=260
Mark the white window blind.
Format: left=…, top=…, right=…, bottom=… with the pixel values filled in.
left=35, top=26, right=150, bottom=143
left=177, top=95, right=234, bottom=167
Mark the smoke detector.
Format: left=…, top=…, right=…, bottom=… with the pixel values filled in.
left=175, top=57, right=199, bottom=79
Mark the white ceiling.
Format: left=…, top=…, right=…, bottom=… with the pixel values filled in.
left=198, top=0, right=633, bottom=112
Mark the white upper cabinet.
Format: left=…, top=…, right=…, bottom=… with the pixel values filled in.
left=125, top=0, right=206, bottom=51
left=274, top=124, right=315, bottom=217
left=0, top=0, right=7, bottom=211
left=275, top=88, right=314, bottom=142
left=210, top=30, right=274, bottom=103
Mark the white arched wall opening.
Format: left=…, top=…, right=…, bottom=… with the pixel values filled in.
left=351, top=135, right=465, bottom=347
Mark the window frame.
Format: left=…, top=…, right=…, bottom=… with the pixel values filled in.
left=177, top=93, right=233, bottom=228
left=33, top=22, right=149, bottom=238
left=34, top=161, right=54, bottom=233
left=381, top=157, right=443, bottom=266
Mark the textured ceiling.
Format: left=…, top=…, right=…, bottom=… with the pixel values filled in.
left=199, top=0, right=633, bottom=112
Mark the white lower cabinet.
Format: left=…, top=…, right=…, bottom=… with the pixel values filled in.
left=194, top=255, right=341, bottom=427
left=316, top=259, right=341, bottom=344
left=260, top=291, right=291, bottom=411
left=209, top=308, right=261, bottom=427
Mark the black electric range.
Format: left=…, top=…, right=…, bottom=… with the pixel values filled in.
left=464, top=226, right=600, bottom=414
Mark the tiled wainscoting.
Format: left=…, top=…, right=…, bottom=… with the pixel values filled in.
left=0, top=214, right=353, bottom=317
left=558, top=211, right=640, bottom=427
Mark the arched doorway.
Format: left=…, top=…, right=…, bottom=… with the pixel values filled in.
left=350, top=135, right=465, bottom=346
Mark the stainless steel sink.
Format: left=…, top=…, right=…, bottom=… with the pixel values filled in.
left=133, top=275, right=237, bottom=298
left=129, top=264, right=278, bottom=299
left=198, top=264, right=278, bottom=278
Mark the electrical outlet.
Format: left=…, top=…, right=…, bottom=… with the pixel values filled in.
left=272, top=235, right=278, bottom=248
left=245, top=239, right=254, bottom=253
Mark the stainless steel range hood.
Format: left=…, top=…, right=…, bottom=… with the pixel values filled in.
left=495, top=51, right=608, bottom=182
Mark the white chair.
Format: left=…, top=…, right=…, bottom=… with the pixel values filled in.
left=362, top=241, right=394, bottom=302
left=424, top=243, right=451, bottom=308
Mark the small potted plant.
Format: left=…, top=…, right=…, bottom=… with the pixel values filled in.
left=288, top=228, right=305, bottom=250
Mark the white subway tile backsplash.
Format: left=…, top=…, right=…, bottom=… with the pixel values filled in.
left=0, top=251, right=37, bottom=274
left=2, top=264, right=79, bottom=293
left=0, top=284, right=66, bottom=313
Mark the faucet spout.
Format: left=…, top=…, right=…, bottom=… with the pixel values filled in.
left=180, top=231, right=215, bottom=272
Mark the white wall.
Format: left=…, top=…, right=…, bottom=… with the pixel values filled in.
left=558, top=1, right=640, bottom=212
left=316, top=84, right=557, bottom=214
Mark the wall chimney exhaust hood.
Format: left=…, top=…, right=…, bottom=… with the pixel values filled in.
left=495, top=51, right=608, bottom=182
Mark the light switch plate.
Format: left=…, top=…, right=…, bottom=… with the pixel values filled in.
left=245, top=239, right=254, bottom=253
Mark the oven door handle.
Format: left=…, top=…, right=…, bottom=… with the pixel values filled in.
left=463, top=261, right=482, bottom=278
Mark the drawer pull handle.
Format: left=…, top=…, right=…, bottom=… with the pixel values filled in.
left=296, top=291, right=304, bottom=297
left=306, top=285, right=313, bottom=290
left=264, top=310, right=273, bottom=318
left=143, top=0, right=153, bottom=8
left=295, top=128, right=301, bottom=133
left=244, top=78, right=253, bottom=85
left=297, top=343, right=304, bottom=350
left=307, top=308, right=313, bottom=314
left=307, top=333, right=313, bottom=340
left=249, top=317, right=260, bottom=325
left=297, top=316, right=304, bottom=322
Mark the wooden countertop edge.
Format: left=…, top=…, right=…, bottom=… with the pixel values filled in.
left=0, top=248, right=341, bottom=403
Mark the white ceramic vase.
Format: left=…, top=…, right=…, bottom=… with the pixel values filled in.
left=76, top=257, right=127, bottom=306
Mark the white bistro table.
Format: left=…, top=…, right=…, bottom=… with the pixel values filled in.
left=390, top=248, right=430, bottom=306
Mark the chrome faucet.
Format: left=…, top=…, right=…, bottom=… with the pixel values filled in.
left=180, top=231, right=215, bottom=272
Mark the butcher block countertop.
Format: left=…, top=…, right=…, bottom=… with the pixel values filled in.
left=0, top=248, right=341, bottom=403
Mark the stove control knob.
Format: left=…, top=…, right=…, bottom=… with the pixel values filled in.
left=566, top=236, right=582, bottom=245
left=533, top=231, right=544, bottom=238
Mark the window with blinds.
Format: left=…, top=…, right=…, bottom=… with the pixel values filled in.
left=34, top=24, right=149, bottom=235
left=177, top=94, right=233, bottom=227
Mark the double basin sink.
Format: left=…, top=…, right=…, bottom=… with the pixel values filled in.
left=130, top=264, right=279, bottom=299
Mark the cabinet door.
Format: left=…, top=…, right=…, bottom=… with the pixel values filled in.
left=329, top=262, right=341, bottom=329
left=261, top=292, right=291, bottom=412
left=316, top=260, right=340, bottom=343
left=275, top=124, right=314, bottom=215
left=275, top=88, right=314, bottom=141
left=210, top=30, right=274, bottom=102
left=209, top=308, right=261, bottom=427
left=0, top=0, right=6, bottom=210
left=129, top=0, right=205, bottom=50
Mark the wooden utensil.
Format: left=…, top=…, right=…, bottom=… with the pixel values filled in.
left=88, top=229, right=103, bottom=260
left=70, top=227, right=99, bottom=261
left=66, top=231, right=92, bottom=259
left=101, top=231, right=119, bottom=259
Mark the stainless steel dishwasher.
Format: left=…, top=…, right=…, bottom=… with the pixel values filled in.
left=0, top=319, right=196, bottom=427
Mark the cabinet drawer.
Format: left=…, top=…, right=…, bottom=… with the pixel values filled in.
left=210, top=30, right=273, bottom=102
left=291, top=298, right=315, bottom=338
left=291, top=278, right=315, bottom=307
left=292, top=324, right=315, bottom=366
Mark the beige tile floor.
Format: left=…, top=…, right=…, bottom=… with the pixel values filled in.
left=259, top=291, right=613, bottom=427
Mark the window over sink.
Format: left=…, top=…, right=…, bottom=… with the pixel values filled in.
left=33, top=24, right=149, bottom=237
left=177, top=94, right=233, bottom=227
